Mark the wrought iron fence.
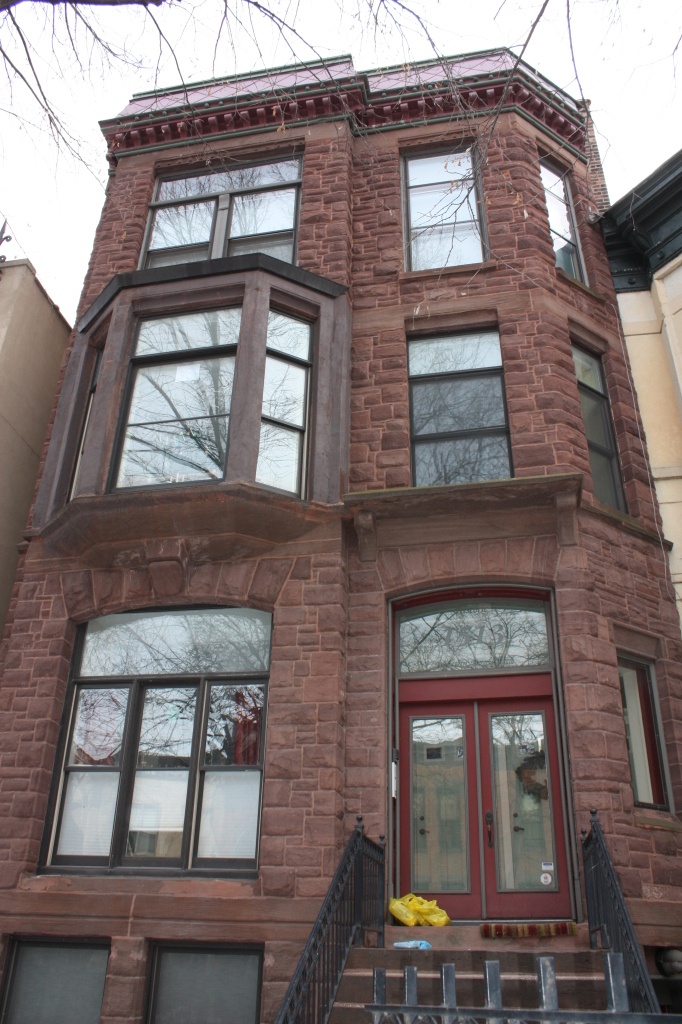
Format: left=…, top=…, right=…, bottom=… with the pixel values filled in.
left=366, top=953, right=680, bottom=1024
left=274, top=815, right=385, bottom=1024
left=581, top=809, right=660, bottom=1014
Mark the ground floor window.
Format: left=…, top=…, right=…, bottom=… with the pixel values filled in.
left=618, top=659, right=668, bottom=810
left=147, top=946, right=262, bottom=1024
left=44, top=607, right=272, bottom=872
left=1, top=941, right=109, bottom=1024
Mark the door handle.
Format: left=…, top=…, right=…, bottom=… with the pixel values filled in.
left=513, top=825, right=525, bottom=832
left=485, top=810, right=493, bottom=848
left=419, top=828, right=430, bottom=835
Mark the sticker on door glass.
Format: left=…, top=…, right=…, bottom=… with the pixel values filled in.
left=541, top=862, right=554, bottom=871
left=540, top=872, right=553, bottom=885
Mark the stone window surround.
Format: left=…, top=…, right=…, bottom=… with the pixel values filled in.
left=32, top=256, right=351, bottom=532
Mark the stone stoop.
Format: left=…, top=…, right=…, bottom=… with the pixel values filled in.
left=329, top=924, right=606, bottom=1024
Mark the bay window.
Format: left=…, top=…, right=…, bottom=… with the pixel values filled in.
left=46, top=607, right=271, bottom=872
left=143, top=158, right=301, bottom=269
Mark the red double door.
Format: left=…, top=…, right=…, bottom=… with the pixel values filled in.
left=398, top=673, right=571, bottom=920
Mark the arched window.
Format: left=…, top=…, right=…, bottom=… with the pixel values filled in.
left=44, top=607, right=271, bottom=873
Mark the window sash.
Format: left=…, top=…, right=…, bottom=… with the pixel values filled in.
left=143, top=161, right=302, bottom=269
left=619, top=661, right=668, bottom=809
left=541, top=161, right=584, bottom=283
left=405, top=150, right=485, bottom=271
left=408, top=355, right=512, bottom=488
left=573, top=344, right=625, bottom=512
left=147, top=946, right=262, bottom=1024
left=51, top=673, right=268, bottom=870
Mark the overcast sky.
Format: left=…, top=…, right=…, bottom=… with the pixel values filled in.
left=1, top=0, right=680, bottom=325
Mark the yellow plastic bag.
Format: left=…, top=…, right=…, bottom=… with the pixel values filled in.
left=389, top=894, right=451, bottom=927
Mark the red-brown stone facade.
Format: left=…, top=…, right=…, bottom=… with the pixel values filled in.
left=0, top=75, right=681, bottom=1024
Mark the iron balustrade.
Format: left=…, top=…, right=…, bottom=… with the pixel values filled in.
left=581, top=809, right=660, bottom=1014
left=274, top=816, right=385, bottom=1024
left=366, top=953, right=680, bottom=1024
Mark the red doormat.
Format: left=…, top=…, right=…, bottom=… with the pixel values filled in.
left=481, top=922, right=577, bottom=939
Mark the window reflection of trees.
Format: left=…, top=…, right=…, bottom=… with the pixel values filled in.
left=399, top=602, right=549, bottom=674
left=137, top=687, right=197, bottom=767
left=412, top=377, right=504, bottom=435
left=81, top=609, right=272, bottom=677
left=408, top=334, right=501, bottom=376
left=70, top=688, right=128, bottom=765
left=206, top=685, right=264, bottom=766
left=414, top=435, right=509, bottom=486
left=118, top=310, right=241, bottom=487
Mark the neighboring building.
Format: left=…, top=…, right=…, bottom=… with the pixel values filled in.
left=0, top=259, right=71, bottom=633
left=602, top=148, right=682, bottom=620
left=0, top=50, right=681, bottom=1024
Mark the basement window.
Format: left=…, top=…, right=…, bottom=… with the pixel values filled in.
left=147, top=947, right=262, bottom=1024
left=1, top=942, right=109, bottom=1024
left=408, top=330, right=512, bottom=487
left=142, top=157, right=301, bottom=269
left=405, top=149, right=485, bottom=271
left=45, top=607, right=271, bottom=873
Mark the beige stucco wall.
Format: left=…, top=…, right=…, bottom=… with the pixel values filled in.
left=0, top=260, right=71, bottom=630
left=619, top=252, right=682, bottom=620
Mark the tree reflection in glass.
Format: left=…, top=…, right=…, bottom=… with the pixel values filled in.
left=399, top=600, right=549, bottom=675
left=205, top=685, right=264, bottom=766
left=407, top=152, right=483, bottom=270
left=68, top=688, right=128, bottom=766
left=80, top=607, right=272, bottom=678
left=117, top=308, right=241, bottom=488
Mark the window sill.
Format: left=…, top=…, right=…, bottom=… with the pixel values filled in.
left=37, top=864, right=260, bottom=879
left=580, top=495, right=672, bottom=550
left=556, top=267, right=609, bottom=304
left=633, top=809, right=682, bottom=833
left=399, top=259, right=498, bottom=282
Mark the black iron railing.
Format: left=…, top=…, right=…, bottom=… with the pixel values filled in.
left=366, top=953, right=681, bottom=1024
left=581, top=808, right=660, bottom=1013
left=274, top=815, right=385, bottom=1024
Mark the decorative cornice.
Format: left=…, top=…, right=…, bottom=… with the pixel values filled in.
left=100, top=49, right=587, bottom=163
left=602, top=145, right=682, bottom=292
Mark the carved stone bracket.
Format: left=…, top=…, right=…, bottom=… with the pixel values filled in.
left=354, top=511, right=377, bottom=562
left=555, top=490, right=579, bottom=546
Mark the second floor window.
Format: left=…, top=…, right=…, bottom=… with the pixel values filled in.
left=572, top=345, right=625, bottom=511
left=46, top=607, right=271, bottom=871
left=540, top=161, right=583, bottom=282
left=408, top=330, right=511, bottom=487
left=115, top=308, right=241, bottom=489
left=143, top=158, right=301, bottom=269
left=405, top=150, right=484, bottom=271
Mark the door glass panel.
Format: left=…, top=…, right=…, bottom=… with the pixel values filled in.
left=491, top=713, right=556, bottom=891
left=411, top=717, right=468, bottom=892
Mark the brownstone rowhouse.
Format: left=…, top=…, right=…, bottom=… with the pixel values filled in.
left=1, top=50, right=681, bottom=1024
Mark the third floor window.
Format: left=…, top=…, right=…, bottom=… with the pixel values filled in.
left=540, top=161, right=583, bottom=283
left=142, top=158, right=301, bottom=269
left=572, top=345, right=625, bottom=512
left=405, top=150, right=485, bottom=272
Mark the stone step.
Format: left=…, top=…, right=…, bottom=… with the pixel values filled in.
left=328, top=939, right=607, bottom=1024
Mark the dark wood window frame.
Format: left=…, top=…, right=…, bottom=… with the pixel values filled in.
left=145, top=944, right=263, bottom=1024
left=572, top=342, right=626, bottom=513
left=618, top=656, right=670, bottom=812
left=39, top=620, right=270, bottom=877
left=140, top=156, right=303, bottom=271
left=402, top=142, right=490, bottom=273
left=407, top=330, right=513, bottom=488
